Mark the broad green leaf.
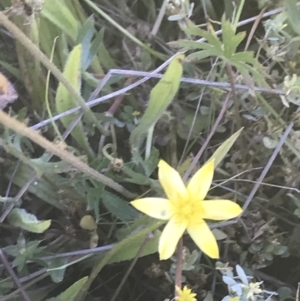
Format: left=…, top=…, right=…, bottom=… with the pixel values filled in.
left=176, top=108, right=208, bottom=139
left=232, top=60, right=266, bottom=87
left=73, top=219, right=164, bottom=301
left=169, top=40, right=215, bottom=52
left=85, top=30, right=104, bottom=70
left=221, top=16, right=246, bottom=58
left=49, top=277, right=88, bottom=301
left=180, top=20, right=223, bottom=52
left=102, top=192, right=140, bottom=221
left=208, top=128, right=243, bottom=167
left=86, top=229, right=160, bottom=265
left=42, top=0, right=78, bottom=41
left=7, top=208, right=51, bottom=233
left=31, top=158, right=73, bottom=174
left=39, top=17, right=65, bottom=70
left=76, top=17, right=104, bottom=71
left=48, top=258, right=68, bottom=283
left=5, top=163, right=65, bottom=210
left=229, top=32, right=246, bottom=55
left=212, top=229, right=227, bottom=240
left=284, top=0, right=300, bottom=35
left=186, top=50, right=217, bottom=62
left=77, top=17, right=95, bottom=70
left=130, top=54, right=184, bottom=151
left=221, top=16, right=236, bottom=58
left=76, top=16, right=95, bottom=45
left=55, top=44, right=95, bottom=159
left=121, top=165, right=151, bottom=185
left=115, top=215, right=154, bottom=240
left=273, top=245, right=288, bottom=256
left=143, top=147, right=160, bottom=176
left=277, top=286, right=293, bottom=301
left=108, top=229, right=160, bottom=264
left=230, top=51, right=256, bottom=62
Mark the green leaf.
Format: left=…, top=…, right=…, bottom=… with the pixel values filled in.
left=48, top=258, right=68, bottom=283
left=221, top=16, right=236, bottom=58
left=50, top=277, right=88, bottom=301
left=221, top=16, right=246, bottom=58
left=212, top=229, right=227, bottom=240
left=102, top=192, right=140, bottom=221
left=284, top=0, right=300, bottom=35
left=121, top=165, right=151, bottom=185
left=186, top=50, right=217, bottom=62
left=143, top=147, right=160, bottom=176
left=42, top=0, right=78, bottom=41
left=169, top=40, right=215, bottom=52
left=76, top=16, right=95, bottom=45
left=77, top=17, right=95, bottom=70
left=232, top=60, right=266, bottom=87
left=108, top=229, right=160, bottom=264
left=208, top=128, right=243, bottom=167
left=5, top=163, right=65, bottom=210
left=294, top=208, right=300, bottom=217
left=55, top=44, right=95, bottom=159
left=176, top=108, right=208, bottom=139
left=230, top=51, right=255, bottom=62
left=39, top=17, right=65, bottom=70
left=31, top=157, right=73, bottom=174
left=86, top=30, right=104, bottom=69
left=277, top=287, right=293, bottom=301
left=115, top=215, right=155, bottom=240
left=7, top=208, right=51, bottom=233
left=264, top=252, right=274, bottom=261
left=73, top=219, right=164, bottom=300
left=73, top=229, right=158, bottom=289
left=273, top=245, right=288, bottom=256
left=180, top=20, right=223, bottom=52
left=130, top=54, right=184, bottom=151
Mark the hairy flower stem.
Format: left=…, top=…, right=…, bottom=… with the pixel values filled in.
left=175, top=238, right=183, bottom=297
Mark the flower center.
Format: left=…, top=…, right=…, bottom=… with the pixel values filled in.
left=173, top=195, right=204, bottom=226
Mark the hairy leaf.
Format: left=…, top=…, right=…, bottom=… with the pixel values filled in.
left=55, top=44, right=95, bottom=158
left=130, top=54, right=184, bottom=152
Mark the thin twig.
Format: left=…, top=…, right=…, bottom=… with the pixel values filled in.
left=210, top=119, right=295, bottom=229
left=0, top=272, right=49, bottom=301
left=179, top=57, right=221, bottom=166
left=0, top=111, right=94, bottom=222
left=175, top=238, right=183, bottom=297
left=0, top=249, right=31, bottom=301
left=225, top=63, right=245, bottom=161
left=36, top=243, right=115, bottom=261
left=151, top=0, right=169, bottom=36
left=29, top=70, right=284, bottom=133
left=110, top=234, right=153, bottom=301
left=0, top=110, right=136, bottom=198
left=27, top=4, right=291, bottom=134
left=244, top=7, right=266, bottom=51
left=183, top=92, right=232, bottom=182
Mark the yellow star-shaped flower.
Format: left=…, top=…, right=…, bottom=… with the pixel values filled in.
left=131, top=159, right=243, bottom=260
left=176, top=286, right=197, bottom=301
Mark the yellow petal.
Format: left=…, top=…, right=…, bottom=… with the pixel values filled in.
left=187, top=221, right=219, bottom=259
left=131, top=198, right=173, bottom=220
left=159, top=217, right=187, bottom=260
left=187, top=160, right=214, bottom=201
left=202, top=200, right=242, bottom=220
left=158, top=160, right=187, bottom=203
